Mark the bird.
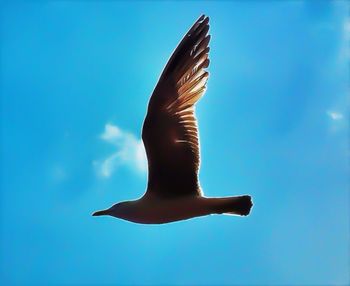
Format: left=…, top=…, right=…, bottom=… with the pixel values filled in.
left=92, top=15, right=253, bottom=224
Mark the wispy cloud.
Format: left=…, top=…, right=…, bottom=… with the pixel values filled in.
left=327, top=110, right=344, bottom=121
left=94, top=123, right=147, bottom=178
left=51, top=165, right=68, bottom=182
left=326, top=109, right=347, bottom=134
left=338, top=19, right=350, bottom=62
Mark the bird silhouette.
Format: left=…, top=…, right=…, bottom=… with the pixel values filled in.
left=93, top=15, right=253, bottom=224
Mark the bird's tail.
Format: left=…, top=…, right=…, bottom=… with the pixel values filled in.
left=211, top=195, right=253, bottom=216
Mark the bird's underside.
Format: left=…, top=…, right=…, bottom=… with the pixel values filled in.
left=92, top=15, right=253, bottom=224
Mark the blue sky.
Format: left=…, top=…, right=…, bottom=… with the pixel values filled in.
left=0, top=1, right=349, bottom=285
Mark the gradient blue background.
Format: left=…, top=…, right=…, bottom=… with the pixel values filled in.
left=1, top=1, right=349, bottom=285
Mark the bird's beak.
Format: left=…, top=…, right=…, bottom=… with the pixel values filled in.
left=92, top=209, right=109, bottom=216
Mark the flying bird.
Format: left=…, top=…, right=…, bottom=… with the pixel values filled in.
left=93, top=15, right=253, bottom=224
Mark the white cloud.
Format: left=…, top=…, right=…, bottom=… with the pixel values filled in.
left=100, top=124, right=122, bottom=142
left=94, top=123, right=147, bottom=178
left=326, top=109, right=347, bottom=134
left=327, top=110, right=344, bottom=120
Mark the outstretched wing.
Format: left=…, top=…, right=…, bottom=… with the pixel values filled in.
left=142, top=15, right=210, bottom=198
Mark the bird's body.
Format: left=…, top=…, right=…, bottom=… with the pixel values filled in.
left=93, top=195, right=252, bottom=224
left=93, top=15, right=253, bottom=224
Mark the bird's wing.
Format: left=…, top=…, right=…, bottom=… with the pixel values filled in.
left=142, top=15, right=210, bottom=198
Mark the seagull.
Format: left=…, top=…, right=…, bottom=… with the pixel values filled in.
left=93, top=15, right=253, bottom=224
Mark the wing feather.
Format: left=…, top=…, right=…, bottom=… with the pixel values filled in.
left=142, top=15, right=210, bottom=198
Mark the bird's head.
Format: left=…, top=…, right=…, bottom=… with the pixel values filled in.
left=92, top=201, right=131, bottom=218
